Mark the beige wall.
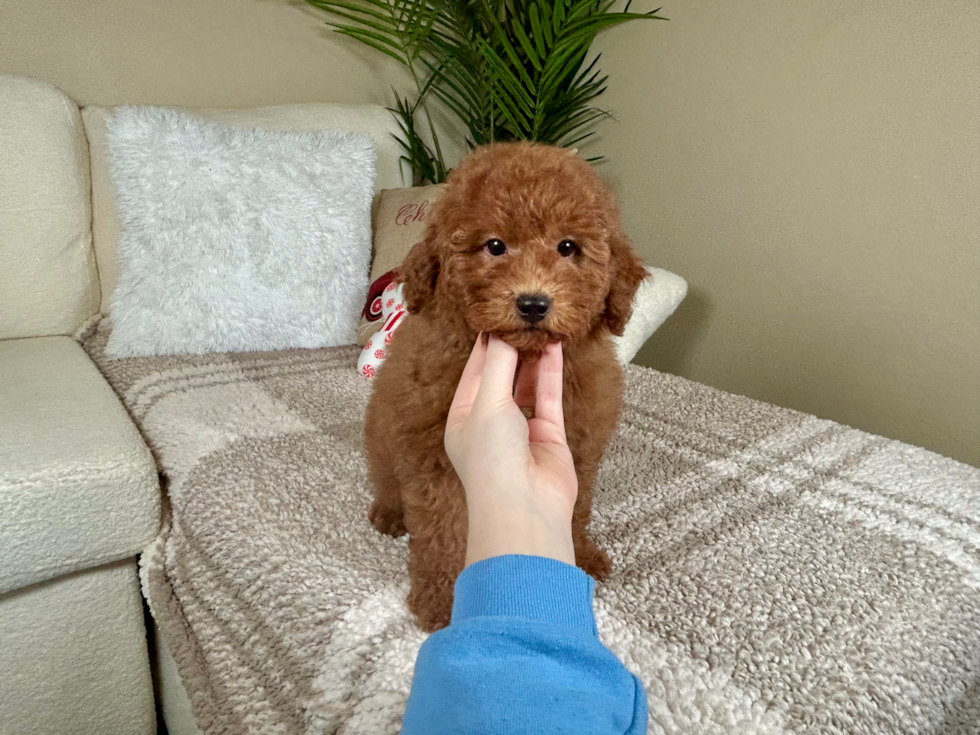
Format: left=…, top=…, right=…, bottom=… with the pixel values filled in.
left=2, top=0, right=976, bottom=464
left=0, top=0, right=400, bottom=108
left=0, top=0, right=463, bottom=187
left=595, top=0, right=979, bottom=465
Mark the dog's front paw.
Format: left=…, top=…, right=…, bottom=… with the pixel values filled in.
left=368, top=502, right=407, bottom=537
left=576, top=541, right=612, bottom=581
left=407, top=588, right=452, bottom=632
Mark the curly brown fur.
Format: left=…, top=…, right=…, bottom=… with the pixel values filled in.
left=364, top=142, right=647, bottom=632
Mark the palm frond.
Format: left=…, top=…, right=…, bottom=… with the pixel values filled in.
left=301, top=0, right=667, bottom=177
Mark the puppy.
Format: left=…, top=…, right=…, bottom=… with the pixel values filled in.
left=364, top=142, right=647, bottom=632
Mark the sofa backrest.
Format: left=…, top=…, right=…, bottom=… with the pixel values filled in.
left=0, top=72, right=411, bottom=333
left=81, top=103, right=410, bottom=314
left=0, top=75, right=101, bottom=340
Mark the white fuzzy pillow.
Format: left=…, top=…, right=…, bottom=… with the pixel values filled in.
left=104, top=107, right=376, bottom=358
left=611, top=267, right=688, bottom=365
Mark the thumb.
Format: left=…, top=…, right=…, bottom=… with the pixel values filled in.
left=473, top=334, right=519, bottom=410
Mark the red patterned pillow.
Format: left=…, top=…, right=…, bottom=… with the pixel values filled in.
left=357, top=185, right=445, bottom=345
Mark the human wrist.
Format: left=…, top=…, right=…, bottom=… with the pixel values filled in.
left=465, top=506, right=575, bottom=567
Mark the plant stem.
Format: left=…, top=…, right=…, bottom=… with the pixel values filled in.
left=409, top=63, right=447, bottom=177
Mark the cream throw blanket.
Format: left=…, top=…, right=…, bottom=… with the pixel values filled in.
left=82, top=322, right=980, bottom=735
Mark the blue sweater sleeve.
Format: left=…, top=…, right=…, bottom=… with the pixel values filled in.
left=401, top=555, right=647, bottom=735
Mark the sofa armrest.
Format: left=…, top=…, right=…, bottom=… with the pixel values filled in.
left=0, top=337, right=160, bottom=594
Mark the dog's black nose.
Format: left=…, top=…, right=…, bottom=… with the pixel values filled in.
left=516, top=294, right=551, bottom=324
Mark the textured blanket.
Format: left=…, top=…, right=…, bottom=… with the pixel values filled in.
left=82, top=321, right=980, bottom=735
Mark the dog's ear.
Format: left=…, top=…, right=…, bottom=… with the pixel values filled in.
left=603, top=230, right=648, bottom=336
left=399, top=238, right=440, bottom=313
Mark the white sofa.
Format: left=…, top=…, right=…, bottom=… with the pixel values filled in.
left=0, top=74, right=411, bottom=735
left=0, top=73, right=691, bottom=735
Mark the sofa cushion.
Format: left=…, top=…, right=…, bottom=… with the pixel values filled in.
left=0, top=337, right=160, bottom=594
left=82, top=103, right=411, bottom=314
left=0, top=75, right=100, bottom=340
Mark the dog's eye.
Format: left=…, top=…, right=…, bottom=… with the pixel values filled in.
left=485, top=238, right=507, bottom=256
left=557, top=240, right=578, bottom=257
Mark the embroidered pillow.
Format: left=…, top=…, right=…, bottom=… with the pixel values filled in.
left=357, top=185, right=445, bottom=345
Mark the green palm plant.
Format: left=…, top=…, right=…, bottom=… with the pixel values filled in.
left=303, top=0, right=665, bottom=183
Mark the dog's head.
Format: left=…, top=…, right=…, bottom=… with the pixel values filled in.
left=400, top=142, right=647, bottom=352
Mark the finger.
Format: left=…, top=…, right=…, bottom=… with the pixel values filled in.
left=527, top=415, right=568, bottom=448
left=474, top=334, right=519, bottom=407
left=532, top=341, right=566, bottom=439
left=513, top=357, right=538, bottom=410
left=447, top=333, right=488, bottom=422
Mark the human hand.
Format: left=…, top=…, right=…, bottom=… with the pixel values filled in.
left=445, top=334, right=577, bottom=567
